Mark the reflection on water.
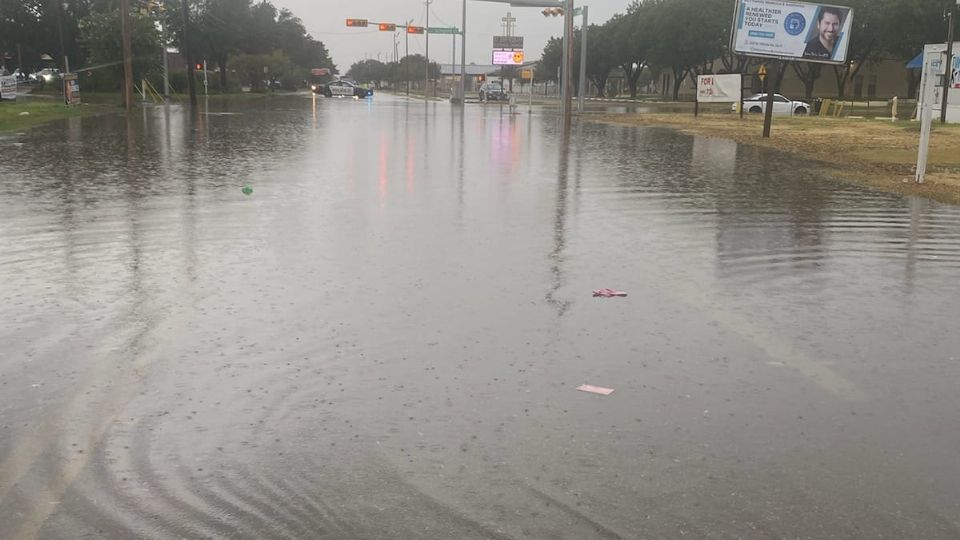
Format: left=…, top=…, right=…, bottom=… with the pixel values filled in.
left=2, top=95, right=960, bottom=539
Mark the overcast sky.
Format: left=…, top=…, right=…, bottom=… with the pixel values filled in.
left=271, top=0, right=632, bottom=70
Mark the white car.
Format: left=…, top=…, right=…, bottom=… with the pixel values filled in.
left=733, top=93, right=811, bottom=115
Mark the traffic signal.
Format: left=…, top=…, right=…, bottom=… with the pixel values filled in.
left=407, top=25, right=425, bottom=34
left=477, top=74, right=486, bottom=82
left=195, top=63, right=202, bottom=71
left=346, top=19, right=368, bottom=27
left=378, top=23, right=396, bottom=32
left=542, top=7, right=563, bottom=16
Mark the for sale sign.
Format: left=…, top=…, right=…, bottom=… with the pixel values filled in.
left=0, top=76, right=16, bottom=100
left=697, top=74, right=742, bottom=103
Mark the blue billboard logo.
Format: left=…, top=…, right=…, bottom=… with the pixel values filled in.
left=784, top=12, right=806, bottom=36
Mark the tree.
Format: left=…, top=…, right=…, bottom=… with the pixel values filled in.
left=348, top=59, right=388, bottom=86
left=535, top=36, right=561, bottom=83
left=583, top=22, right=620, bottom=97
left=792, top=61, right=823, bottom=99
left=645, top=0, right=729, bottom=100
left=200, top=0, right=252, bottom=90
left=611, top=5, right=652, bottom=98
left=78, top=8, right=161, bottom=91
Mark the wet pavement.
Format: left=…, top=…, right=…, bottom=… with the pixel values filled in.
left=2, top=93, right=960, bottom=539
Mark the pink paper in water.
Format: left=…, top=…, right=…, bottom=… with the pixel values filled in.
left=576, top=384, right=615, bottom=396
left=593, top=289, right=628, bottom=298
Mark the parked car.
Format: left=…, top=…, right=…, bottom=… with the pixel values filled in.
left=734, top=93, right=810, bottom=115
left=478, top=82, right=508, bottom=102
left=31, top=68, right=61, bottom=83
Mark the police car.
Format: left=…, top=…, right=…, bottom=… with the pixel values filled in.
left=313, top=79, right=373, bottom=98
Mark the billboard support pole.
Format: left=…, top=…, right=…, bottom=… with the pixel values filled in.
left=739, top=72, right=745, bottom=119
left=762, top=60, right=778, bottom=138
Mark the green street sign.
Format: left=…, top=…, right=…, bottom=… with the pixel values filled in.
left=428, top=27, right=460, bottom=34
left=572, top=7, right=582, bottom=16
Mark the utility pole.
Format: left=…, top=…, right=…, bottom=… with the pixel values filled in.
left=941, top=3, right=956, bottom=124
left=577, top=5, right=588, bottom=112
left=55, top=0, right=66, bottom=74
left=181, top=0, right=197, bottom=106
left=120, top=0, right=134, bottom=111
left=162, top=24, right=170, bottom=97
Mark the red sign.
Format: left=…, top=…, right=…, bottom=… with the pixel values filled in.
left=311, top=68, right=330, bottom=76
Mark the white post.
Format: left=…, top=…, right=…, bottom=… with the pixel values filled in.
left=915, top=56, right=939, bottom=183
left=202, top=59, right=208, bottom=95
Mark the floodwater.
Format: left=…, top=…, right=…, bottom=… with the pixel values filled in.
left=2, top=94, right=960, bottom=539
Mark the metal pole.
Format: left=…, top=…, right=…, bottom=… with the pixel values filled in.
left=762, top=61, right=778, bottom=138
left=181, top=0, right=197, bottom=106
left=460, top=0, right=467, bottom=104
left=559, top=5, right=569, bottom=111
left=203, top=59, right=208, bottom=95
left=425, top=0, right=431, bottom=103
left=941, top=8, right=955, bottom=124
left=162, top=25, right=170, bottom=97
left=406, top=20, right=410, bottom=97
left=562, top=0, right=574, bottom=123
left=452, top=34, right=456, bottom=100
left=577, top=6, right=588, bottom=113
left=120, top=0, right=134, bottom=111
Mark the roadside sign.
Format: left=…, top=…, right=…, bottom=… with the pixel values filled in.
left=697, top=74, right=742, bottom=103
left=521, top=69, right=533, bottom=80
left=758, top=65, right=767, bottom=82
left=493, top=36, right=524, bottom=49
left=311, top=68, right=330, bottom=76
left=492, top=50, right=524, bottom=66
left=63, top=73, right=80, bottom=105
left=429, top=27, right=460, bottom=35
left=0, top=75, right=16, bottom=100
left=731, top=0, right=854, bottom=65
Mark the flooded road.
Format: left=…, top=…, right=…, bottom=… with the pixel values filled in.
left=2, top=93, right=960, bottom=539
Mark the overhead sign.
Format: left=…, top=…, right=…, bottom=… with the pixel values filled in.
left=493, top=36, right=524, bottom=49
left=697, top=74, right=742, bottom=103
left=731, top=0, right=854, bottom=64
left=0, top=76, right=16, bottom=100
left=311, top=68, right=331, bottom=76
left=429, top=27, right=460, bottom=35
left=492, top=50, right=524, bottom=66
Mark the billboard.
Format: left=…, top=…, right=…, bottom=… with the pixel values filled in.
left=492, top=50, right=525, bottom=66
left=697, top=74, right=742, bottom=103
left=731, top=0, right=853, bottom=64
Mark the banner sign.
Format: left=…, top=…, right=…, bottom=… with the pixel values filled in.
left=492, top=50, right=524, bottom=66
left=63, top=73, right=80, bottom=105
left=0, top=76, right=16, bottom=100
left=697, top=74, right=742, bottom=103
left=493, top=36, right=523, bottom=49
left=731, top=0, right=853, bottom=64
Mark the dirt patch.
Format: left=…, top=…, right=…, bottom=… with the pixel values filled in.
left=588, top=113, right=960, bottom=206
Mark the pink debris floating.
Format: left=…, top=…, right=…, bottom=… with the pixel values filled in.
left=576, top=384, right=615, bottom=396
left=593, top=288, right=628, bottom=298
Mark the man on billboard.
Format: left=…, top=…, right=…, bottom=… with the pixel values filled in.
left=803, top=7, right=843, bottom=60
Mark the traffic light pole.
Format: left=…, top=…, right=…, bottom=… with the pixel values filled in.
left=577, top=5, right=588, bottom=112
left=425, top=0, right=431, bottom=103
left=120, top=0, right=134, bottom=111
left=460, top=0, right=467, bottom=104
left=561, top=0, right=574, bottom=124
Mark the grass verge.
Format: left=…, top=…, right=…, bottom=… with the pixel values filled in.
left=589, top=112, right=960, bottom=206
left=0, top=101, right=111, bottom=132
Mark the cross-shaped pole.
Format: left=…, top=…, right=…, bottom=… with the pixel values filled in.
left=501, top=12, right=517, bottom=36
